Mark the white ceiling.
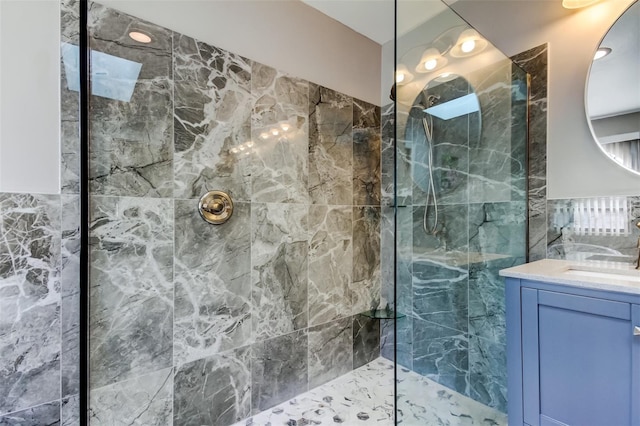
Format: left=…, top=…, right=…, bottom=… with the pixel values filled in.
left=300, top=0, right=394, bottom=44
left=300, top=0, right=446, bottom=45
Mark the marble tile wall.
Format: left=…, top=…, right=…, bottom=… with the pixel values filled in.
left=1, top=2, right=383, bottom=425
left=512, top=45, right=640, bottom=263
left=382, top=59, right=529, bottom=415
left=512, top=44, right=549, bottom=262
left=7, top=3, right=381, bottom=425
left=547, top=196, right=640, bottom=260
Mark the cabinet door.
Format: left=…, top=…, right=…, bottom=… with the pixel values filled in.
left=521, top=288, right=640, bottom=426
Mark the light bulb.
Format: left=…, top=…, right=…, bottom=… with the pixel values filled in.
left=260, top=132, right=269, bottom=140
left=230, top=148, right=239, bottom=154
left=395, top=64, right=413, bottom=84
left=461, top=39, right=476, bottom=53
left=239, top=146, right=245, bottom=151
left=280, top=123, right=291, bottom=132
left=271, top=129, right=279, bottom=136
left=424, top=59, right=438, bottom=71
left=594, top=47, right=611, bottom=60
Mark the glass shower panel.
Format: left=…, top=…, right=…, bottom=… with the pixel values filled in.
left=394, top=1, right=528, bottom=424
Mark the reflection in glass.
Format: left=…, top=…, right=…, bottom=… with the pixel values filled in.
left=586, top=0, right=640, bottom=174
left=394, top=1, right=528, bottom=423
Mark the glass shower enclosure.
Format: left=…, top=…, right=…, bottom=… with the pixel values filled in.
left=390, top=0, right=528, bottom=423
left=56, top=0, right=527, bottom=424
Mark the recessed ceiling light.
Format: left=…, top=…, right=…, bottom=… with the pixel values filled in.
left=594, top=47, right=612, bottom=60
left=128, top=31, right=152, bottom=43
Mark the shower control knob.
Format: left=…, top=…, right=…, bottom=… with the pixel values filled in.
left=198, top=191, right=233, bottom=225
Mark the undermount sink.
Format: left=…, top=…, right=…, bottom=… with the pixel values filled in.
left=564, top=265, right=640, bottom=283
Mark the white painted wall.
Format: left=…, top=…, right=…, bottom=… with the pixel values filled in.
left=99, top=0, right=382, bottom=106
left=449, top=0, right=640, bottom=199
left=0, top=0, right=60, bottom=194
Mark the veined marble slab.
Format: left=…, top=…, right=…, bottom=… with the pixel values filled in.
left=500, top=258, right=640, bottom=294
left=234, top=357, right=506, bottom=426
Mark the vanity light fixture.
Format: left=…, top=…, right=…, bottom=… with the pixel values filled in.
left=415, top=48, right=448, bottom=73
left=594, top=47, right=612, bottom=60
left=434, top=72, right=457, bottom=83
left=562, top=0, right=600, bottom=9
left=395, top=64, right=414, bottom=85
left=128, top=31, right=152, bottom=43
left=450, top=29, right=488, bottom=58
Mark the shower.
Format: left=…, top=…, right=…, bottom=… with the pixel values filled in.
left=410, top=94, right=441, bottom=236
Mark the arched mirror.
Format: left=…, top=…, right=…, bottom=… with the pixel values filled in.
left=586, top=0, right=640, bottom=175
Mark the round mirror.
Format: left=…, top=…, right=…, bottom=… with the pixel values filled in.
left=406, top=74, right=481, bottom=203
left=586, top=1, right=640, bottom=175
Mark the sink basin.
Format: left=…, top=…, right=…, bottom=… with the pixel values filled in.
left=564, top=265, right=640, bottom=283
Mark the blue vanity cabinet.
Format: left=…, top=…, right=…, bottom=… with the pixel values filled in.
left=506, top=278, right=640, bottom=426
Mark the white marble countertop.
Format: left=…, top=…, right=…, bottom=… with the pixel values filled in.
left=500, top=259, right=640, bottom=295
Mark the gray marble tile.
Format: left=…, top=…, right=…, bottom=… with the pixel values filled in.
left=469, top=336, right=507, bottom=413
left=174, top=200, right=251, bottom=365
left=547, top=197, right=640, bottom=259
left=353, top=97, right=380, bottom=129
left=380, top=103, right=395, bottom=206
left=353, top=99, right=381, bottom=206
left=89, top=196, right=173, bottom=389
left=90, top=368, right=173, bottom=425
left=308, top=83, right=353, bottom=205
left=251, top=330, right=308, bottom=413
left=396, top=207, right=413, bottom=316
left=395, top=112, right=414, bottom=207
left=381, top=316, right=413, bottom=370
left=60, top=1, right=80, bottom=195
left=468, top=257, right=523, bottom=346
left=0, top=401, right=60, bottom=426
left=61, top=0, right=79, bottom=45
left=308, top=318, right=353, bottom=389
left=380, top=206, right=394, bottom=308
left=0, top=194, right=61, bottom=415
left=252, top=203, right=308, bottom=341
left=352, top=207, right=381, bottom=314
left=412, top=261, right=468, bottom=333
left=510, top=64, right=529, bottom=201
left=251, top=62, right=309, bottom=204
left=512, top=44, right=548, bottom=261
left=173, top=34, right=253, bottom=201
left=529, top=204, right=548, bottom=262
left=308, top=205, right=352, bottom=326
left=469, top=202, right=527, bottom=258
left=61, top=195, right=80, bottom=398
left=173, top=347, right=251, bottom=426
left=412, top=318, right=469, bottom=396
left=412, top=204, right=469, bottom=260
left=88, top=4, right=173, bottom=198
left=353, top=315, right=380, bottom=369
left=468, top=60, right=525, bottom=204
left=61, top=395, right=79, bottom=426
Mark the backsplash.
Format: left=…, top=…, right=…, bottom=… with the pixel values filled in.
left=547, top=196, right=640, bottom=261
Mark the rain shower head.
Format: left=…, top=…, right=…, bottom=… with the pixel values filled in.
left=409, top=94, right=441, bottom=118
